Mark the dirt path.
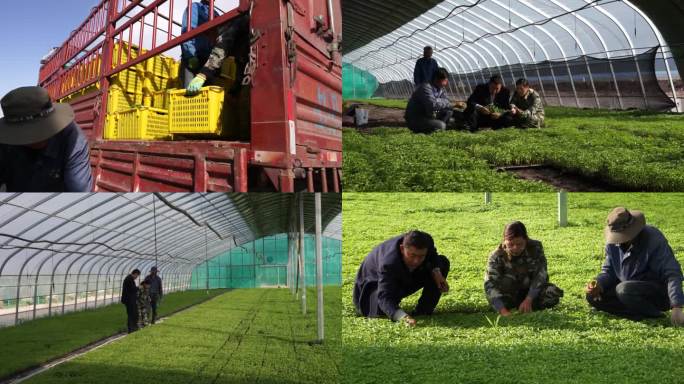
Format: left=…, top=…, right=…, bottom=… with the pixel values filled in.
left=343, top=104, right=406, bottom=127
left=496, top=165, right=633, bottom=192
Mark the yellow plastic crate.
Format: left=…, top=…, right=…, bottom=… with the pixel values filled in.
left=168, top=86, right=224, bottom=135
left=147, top=74, right=179, bottom=93
left=221, top=56, right=237, bottom=81
left=111, top=42, right=144, bottom=67
left=213, top=57, right=237, bottom=90
left=107, top=87, right=144, bottom=113
left=146, top=55, right=179, bottom=79
left=110, top=68, right=145, bottom=94
left=105, top=107, right=170, bottom=140
left=59, top=84, right=99, bottom=103
left=152, top=90, right=170, bottom=109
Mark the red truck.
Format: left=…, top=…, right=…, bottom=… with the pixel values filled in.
left=38, top=0, right=342, bottom=192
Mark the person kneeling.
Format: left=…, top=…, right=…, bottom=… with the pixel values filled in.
left=404, top=68, right=454, bottom=134
left=498, top=78, right=545, bottom=129
left=585, top=207, right=684, bottom=325
left=484, top=221, right=563, bottom=316
left=353, top=230, right=450, bottom=327
left=463, top=75, right=510, bottom=132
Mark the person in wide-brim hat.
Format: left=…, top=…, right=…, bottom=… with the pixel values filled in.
left=585, top=207, right=684, bottom=326
left=0, top=86, right=75, bottom=145
left=0, top=86, right=92, bottom=192
left=603, top=207, right=646, bottom=244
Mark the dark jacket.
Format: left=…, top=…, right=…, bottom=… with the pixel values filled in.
left=121, top=275, right=138, bottom=304
left=466, top=83, right=510, bottom=110
left=413, top=57, right=439, bottom=85
left=405, top=83, right=452, bottom=121
left=200, top=14, right=250, bottom=95
left=353, top=234, right=443, bottom=319
left=0, top=122, right=93, bottom=192
left=597, top=225, right=684, bottom=307
left=144, top=274, right=163, bottom=296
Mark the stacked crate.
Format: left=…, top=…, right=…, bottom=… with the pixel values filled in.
left=104, top=107, right=170, bottom=140
left=167, top=86, right=225, bottom=136
left=104, top=42, right=180, bottom=140
left=154, top=57, right=236, bottom=137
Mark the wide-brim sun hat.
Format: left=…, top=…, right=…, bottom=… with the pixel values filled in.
left=0, top=86, right=74, bottom=145
left=604, top=207, right=646, bottom=244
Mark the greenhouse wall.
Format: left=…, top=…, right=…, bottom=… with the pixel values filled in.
left=343, top=63, right=379, bottom=99
left=189, top=234, right=342, bottom=289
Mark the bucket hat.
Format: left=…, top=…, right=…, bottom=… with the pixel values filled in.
left=604, top=207, right=645, bottom=244
left=0, top=87, right=74, bottom=145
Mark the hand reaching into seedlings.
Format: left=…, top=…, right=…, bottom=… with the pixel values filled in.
left=402, top=315, right=417, bottom=327
left=518, top=297, right=533, bottom=314
left=671, top=307, right=684, bottom=327
left=432, top=270, right=449, bottom=293
left=585, top=280, right=602, bottom=300
left=476, top=104, right=490, bottom=115
left=499, top=308, right=512, bottom=317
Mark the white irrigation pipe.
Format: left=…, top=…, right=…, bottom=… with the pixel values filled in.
left=315, top=193, right=324, bottom=342
left=558, top=191, right=568, bottom=227
left=300, top=193, right=307, bottom=315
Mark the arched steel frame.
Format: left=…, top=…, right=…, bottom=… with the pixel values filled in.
left=0, top=193, right=342, bottom=327
left=343, top=0, right=679, bottom=110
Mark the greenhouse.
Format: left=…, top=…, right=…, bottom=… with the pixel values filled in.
left=343, top=0, right=682, bottom=110
left=0, top=193, right=341, bottom=384
left=342, top=0, right=684, bottom=192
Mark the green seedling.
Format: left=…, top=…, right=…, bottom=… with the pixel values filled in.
left=342, top=192, right=684, bottom=384
left=484, top=314, right=502, bottom=328
left=344, top=104, right=684, bottom=192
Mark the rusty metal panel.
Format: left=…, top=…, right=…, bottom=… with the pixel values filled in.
left=91, top=142, right=239, bottom=192
left=248, top=0, right=342, bottom=190
left=63, top=91, right=103, bottom=141
left=291, top=0, right=342, bottom=163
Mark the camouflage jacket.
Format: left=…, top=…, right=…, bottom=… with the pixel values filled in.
left=484, top=239, right=549, bottom=310
left=137, top=287, right=151, bottom=310
left=510, top=88, right=544, bottom=124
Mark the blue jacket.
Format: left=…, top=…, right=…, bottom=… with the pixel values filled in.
left=404, top=83, right=452, bottom=121
left=597, top=225, right=684, bottom=307
left=353, top=234, right=444, bottom=319
left=181, top=2, right=221, bottom=62
left=413, top=57, right=438, bottom=85
left=0, top=122, right=93, bottom=192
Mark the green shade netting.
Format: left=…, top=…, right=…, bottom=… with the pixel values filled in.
left=343, top=63, right=379, bottom=99
left=190, top=234, right=341, bottom=289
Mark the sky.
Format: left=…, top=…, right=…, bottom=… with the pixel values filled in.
left=0, top=0, right=238, bottom=118
left=0, top=1, right=101, bottom=117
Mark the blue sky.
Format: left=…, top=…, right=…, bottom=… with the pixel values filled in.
left=0, top=0, right=239, bottom=118
left=0, top=1, right=100, bottom=116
